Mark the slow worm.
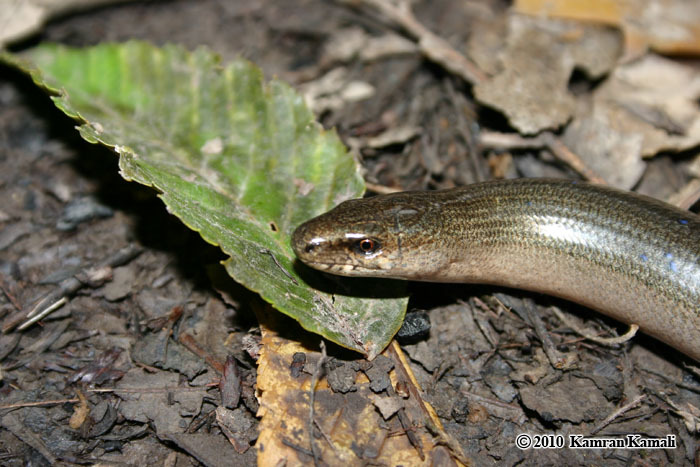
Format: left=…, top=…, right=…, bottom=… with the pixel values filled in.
left=291, top=178, right=700, bottom=361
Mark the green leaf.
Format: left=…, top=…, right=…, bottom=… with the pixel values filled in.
left=2, top=41, right=407, bottom=359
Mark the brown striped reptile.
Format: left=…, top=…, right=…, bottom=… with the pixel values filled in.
left=292, top=179, right=700, bottom=361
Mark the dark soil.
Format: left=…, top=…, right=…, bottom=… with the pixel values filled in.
left=1, top=1, right=698, bottom=465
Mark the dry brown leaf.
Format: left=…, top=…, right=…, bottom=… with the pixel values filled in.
left=519, top=374, right=614, bottom=423
left=597, top=55, right=700, bottom=156
left=115, top=368, right=207, bottom=434
left=323, top=26, right=417, bottom=64
left=514, top=0, right=700, bottom=59
left=471, top=10, right=700, bottom=187
left=364, top=126, right=421, bottom=149
left=68, top=390, right=89, bottom=430
left=0, top=0, right=140, bottom=47
left=254, top=305, right=469, bottom=466
left=215, top=406, right=256, bottom=453
left=473, top=14, right=622, bottom=134
left=563, top=54, right=700, bottom=188
left=301, top=67, right=375, bottom=114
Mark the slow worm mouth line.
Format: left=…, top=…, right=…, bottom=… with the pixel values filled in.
left=292, top=178, right=700, bottom=362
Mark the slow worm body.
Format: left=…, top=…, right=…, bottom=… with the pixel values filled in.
left=291, top=179, right=700, bottom=361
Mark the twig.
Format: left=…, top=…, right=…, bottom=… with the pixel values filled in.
left=313, top=418, right=338, bottom=453
left=480, top=130, right=606, bottom=184
left=1, top=320, right=71, bottom=371
left=471, top=297, right=499, bottom=348
left=385, top=373, right=425, bottom=461
left=4, top=244, right=143, bottom=333
left=479, top=130, right=548, bottom=149
left=589, top=394, right=646, bottom=435
left=364, top=181, right=402, bottom=194
left=337, top=0, right=486, bottom=85
left=444, top=78, right=487, bottom=182
left=179, top=332, right=225, bottom=374
left=639, top=367, right=700, bottom=394
left=309, top=341, right=328, bottom=467
left=16, top=297, right=67, bottom=331
left=388, top=341, right=472, bottom=465
left=459, top=389, right=527, bottom=425
left=550, top=307, right=639, bottom=347
left=281, top=438, right=315, bottom=457
left=682, top=362, right=700, bottom=381
left=521, top=299, right=577, bottom=370
left=0, top=397, right=80, bottom=411
left=88, top=385, right=216, bottom=394
left=0, top=274, right=22, bottom=311
left=2, top=412, right=57, bottom=464
left=657, top=393, right=699, bottom=433
left=543, top=133, right=606, bottom=184
left=668, top=177, right=700, bottom=211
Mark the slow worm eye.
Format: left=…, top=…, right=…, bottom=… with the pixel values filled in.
left=360, top=239, right=374, bottom=252
left=356, top=238, right=380, bottom=255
